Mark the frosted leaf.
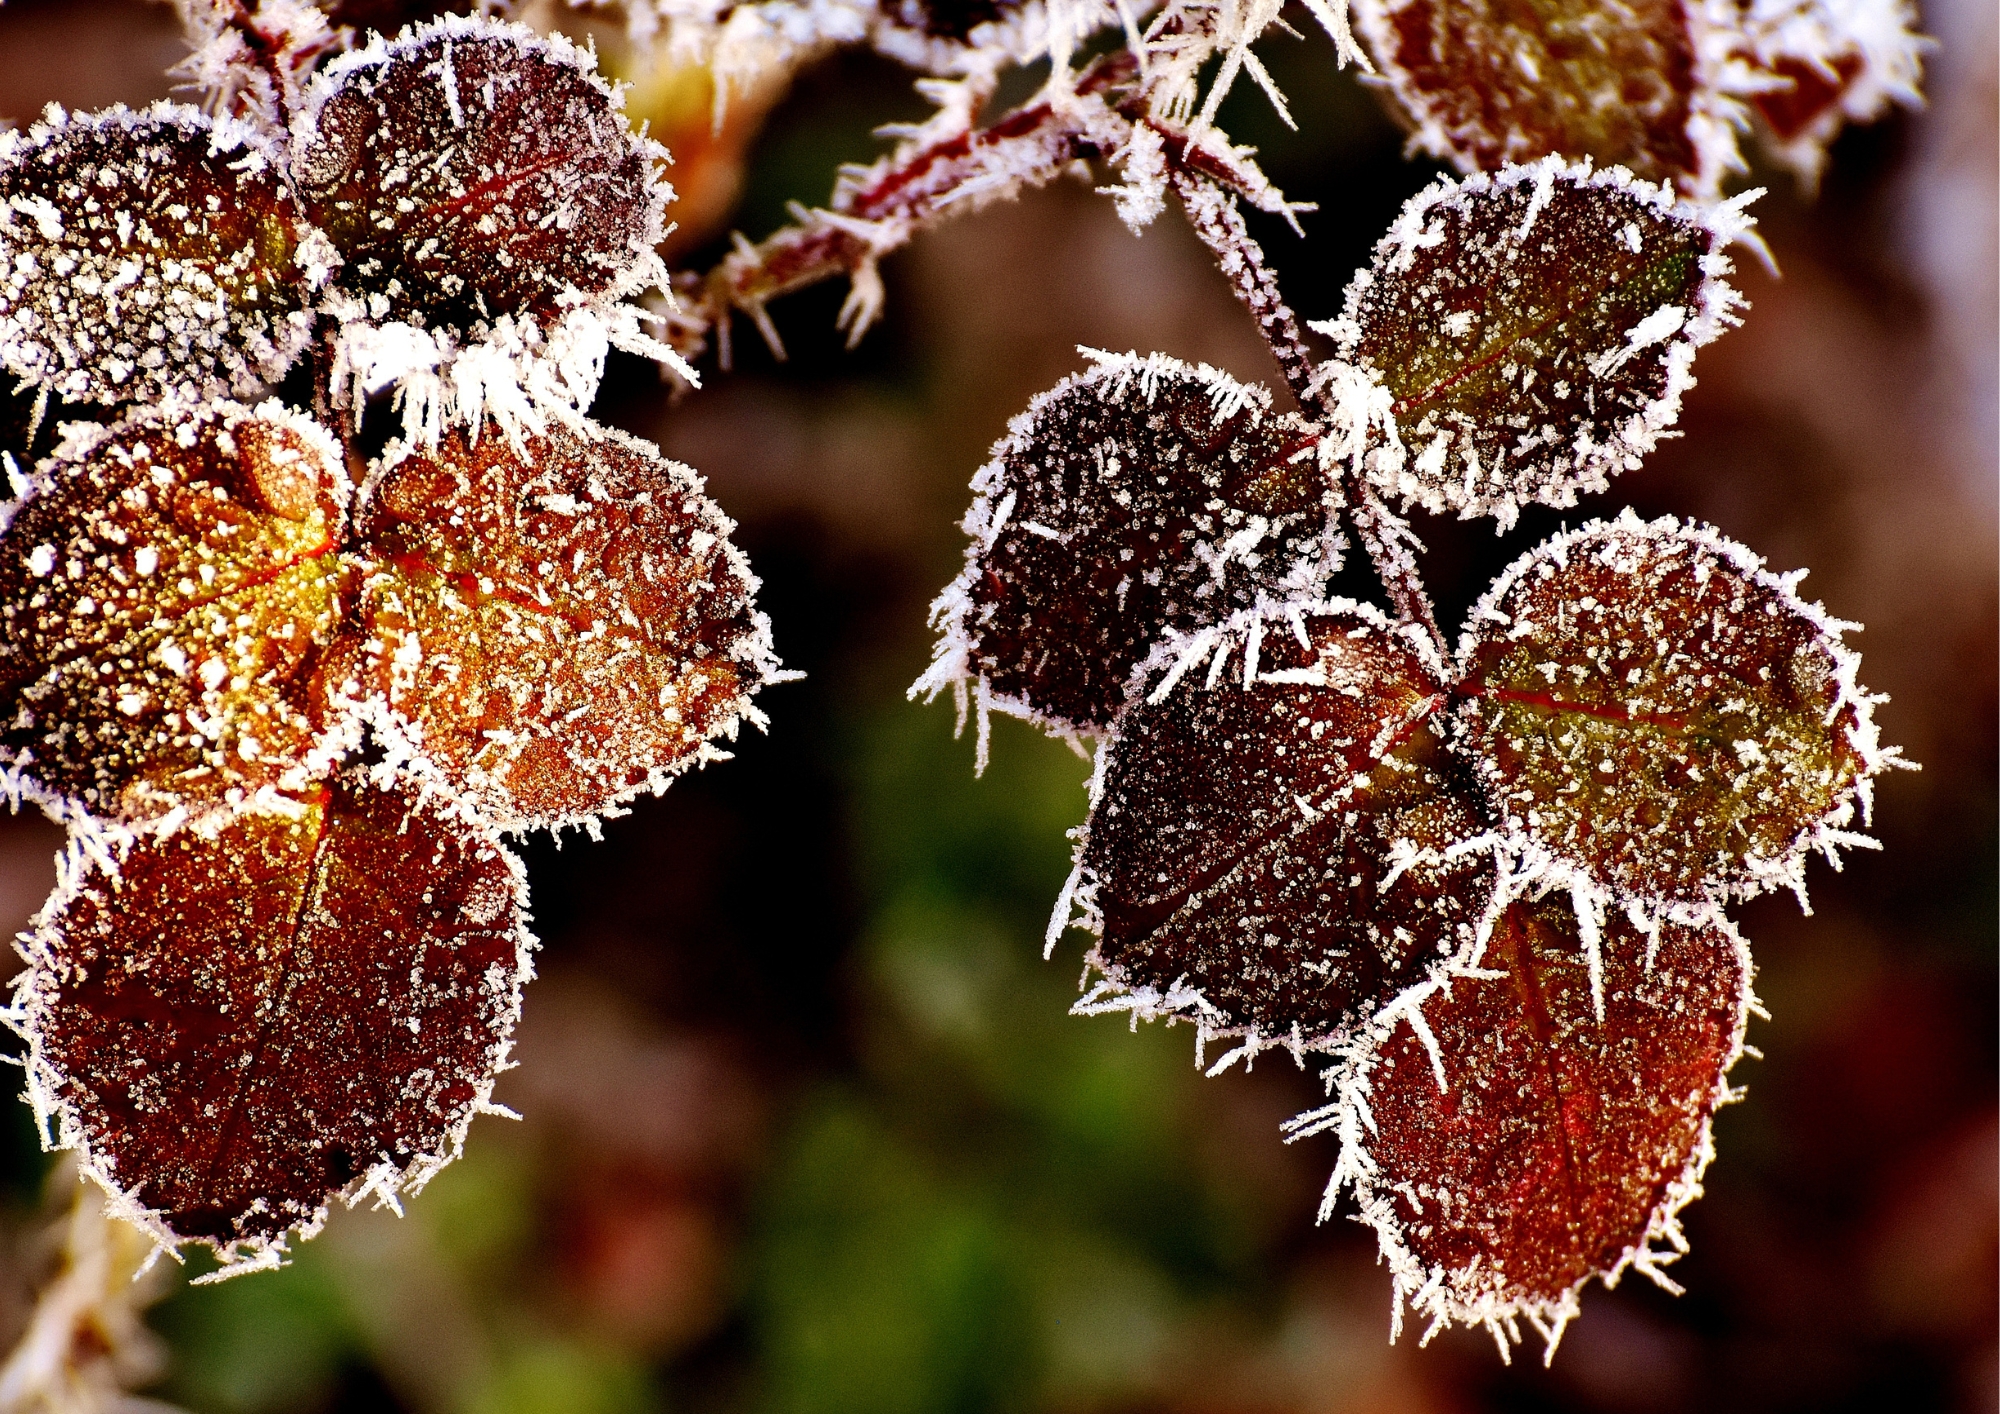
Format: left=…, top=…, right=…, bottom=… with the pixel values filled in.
left=1062, top=604, right=1498, bottom=1062
left=914, top=350, right=1342, bottom=737
left=0, top=104, right=314, bottom=409
left=1347, top=0, right=1735, bottom=196
left=0, top=400, right=354, bottom=824
left=1302, top=902, right=1751, bottom=1360
left=1320, top=161, right=1750, bottom=531
left=1455, top=513, right=1893, bottom=908
left=292, top=16, right=672, bottom=332
left=1722, top=0, right=1928, bottom=185
left=329, top=421, right=782, bottom=833
left=13, top=776, right=533, bottom=1268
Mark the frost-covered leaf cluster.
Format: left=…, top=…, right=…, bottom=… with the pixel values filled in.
left=917, top=164, right=1904, bottom=1355
left=0, top=14, right=786, bottom=1277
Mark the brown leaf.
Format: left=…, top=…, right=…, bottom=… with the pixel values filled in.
left=292, top=16, right=669, bottom=331
left=0, top=401, right=353, bottom=822
left=1062, top=604, right=1494, bottom=1059
left=16, top=775, right=533, bottom=1263
left=330, top=421, right=779, bottom=832
left=0, top=104, right=313, bottom=408
left=916, top=351, right=1340, bottom=739
left=1347, top=0, right=1727, bottom=195
left=1325, top=161, right=1747, bottom=530
left=1295, top=903, right=1751, bottom=1359
left=1454, top=512, right=1892, bottom=908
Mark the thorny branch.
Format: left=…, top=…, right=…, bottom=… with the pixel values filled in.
left=1170, top=171, right=1445, bottom=649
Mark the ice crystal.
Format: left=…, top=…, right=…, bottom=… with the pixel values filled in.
left=12, top=775, right=534, bottom=1271
left=0, top=104, right=314, bottom=410
left=332, top=420, right=782, bottom=834
left=1456, top=512, right=1893, bottom=909
left=1317, top=160, right=1753, bottom=532
left=0, top=399, right=353, bottom=824
left=914, top=350, right=1341, bottom=740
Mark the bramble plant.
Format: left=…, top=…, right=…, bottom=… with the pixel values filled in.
left=0, top=0, right=1924, bottom=1381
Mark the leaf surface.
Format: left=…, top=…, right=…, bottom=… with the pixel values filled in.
left=917, top=351, right=1340, bottom=735
left=18, top=777, right=533, bottom=1260
left=0, top=104, right=311, bottom=407
left=0, top=401, right=351, bottom=821
left=1327, top=162, right=1744, bottom=530
left=332, top=421, right=779, bottom=831
left=1068, top=606, right=1491, bottom=1052
left=1309, top=903, right=1749, bottom=1355
left=292, top=16, right=668, bottom=330
left=1455, top=514, right=1885, bottom=906
left=1348, top=0, right=1723, bottom=194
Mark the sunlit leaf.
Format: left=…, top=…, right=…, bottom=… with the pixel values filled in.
left=0, top=104, right=313, bottom=408
left=15, top=775, right=534, bottom=1263
left=0, top=400, right=353, bottom=822
left=915, top=350, right=1341, bottom=737
left=1348, top=0, right=1733, bottom=195
left=1297, top=902, right=1750, bottom=1360
left=1060, top=604, right=1496, bottom=1059
left=1454, top=512, right=1891, bottom=907
left=329, top=420, right=780, bottom=832
left=1320, top=161, right=1748, bottom=531
left=292, top=15, right=670, bottom=331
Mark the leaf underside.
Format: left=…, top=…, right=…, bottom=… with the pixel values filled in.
left=23, top=777, right=529, bottom=1250
left=939, top=356, right=1337, bottom=733
left=0, top=106, right=307, bottom=406
left=0, top=402, right=349, bottom=820
left=293, top=19, right=661, bottom=329
left=335, top=422, right=771, bottom=830
left=1457, top=516, right=1869, bottom=904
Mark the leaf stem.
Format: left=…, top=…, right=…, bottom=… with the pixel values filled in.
left=1170, top=173, right=1444, bottom=651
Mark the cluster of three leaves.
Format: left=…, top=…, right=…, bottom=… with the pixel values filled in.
left=916, top=163, right=1893, bottom=1352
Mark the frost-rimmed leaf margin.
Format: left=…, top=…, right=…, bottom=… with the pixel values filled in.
left=910, top=347, right=1345, bottom=762
left=1453, top=508, right=1901, bottom=920
left=335, top=419, right=791, bottom=839
left=4, top=772, right=537, bottom=1282
left=0, top=102, right=320, bottom=411
left=0, top=397, right=362, bottom=830
left=294, top=14, right=695, bottom=449
left=1281, top=902, right=1757, bottom=1365
left=1312, top=158, right=1757, bottom=532
left=1044, top=596, right=1506, bottom=1077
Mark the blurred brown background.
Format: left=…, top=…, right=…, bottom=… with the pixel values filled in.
left=0, top=1, right=1992, bottom=1410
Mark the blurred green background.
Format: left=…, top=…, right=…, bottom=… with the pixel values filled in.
left=0, top=1, right=1992, bottom=1411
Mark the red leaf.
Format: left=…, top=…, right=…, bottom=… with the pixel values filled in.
left=330, top=421, right=780, bottom=832
left=0, top=400, right=353, bottom=823
left=916, top=351, right=1340, bottom=738
left=1062, top=604, right=1493, bottom=1059
left=292, top=16, right=669, bottom=330
left=16, top=776, right=533, bottom=1264
left=1454, top=512, right=1892, bottom=908
left=0, top=104, right=312, bottom=407
left=1293, top=902, right=1752, bottom=1359
left=1324, top=162, right=1747, bottom=531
